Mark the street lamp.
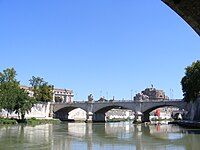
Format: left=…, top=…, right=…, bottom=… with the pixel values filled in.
left=131, top=89, right=133, bottom=100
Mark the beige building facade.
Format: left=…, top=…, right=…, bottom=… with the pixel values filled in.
left=53, top=88, right=74, bottom=103
left=20, top=86, right=74, bottom=103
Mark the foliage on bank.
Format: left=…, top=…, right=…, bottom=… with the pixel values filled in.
left=25, top=118, right=60, bottom=125
left=181, top=60, right=200, bottom=102
left=0, top=68, right=35, bottom=120
left=107, top=118, right=134, bottom=122
left=0, top=117, right=60, bottom=125
left=0, top=68, right=54, bottom=121
left=0, top=118, right=17, bottom=124
left=29, top=76, right=53, bottom=102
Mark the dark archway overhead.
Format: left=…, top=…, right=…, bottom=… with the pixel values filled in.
left=162, top=0, right=200, bottom=36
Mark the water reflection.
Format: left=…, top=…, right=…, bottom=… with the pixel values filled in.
left=0, top=124, right=53, bottom=150
left=0, top=122, right=200, bottom=150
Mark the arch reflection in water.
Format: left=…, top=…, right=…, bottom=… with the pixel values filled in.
left=0, top=123, right=200, bottom=150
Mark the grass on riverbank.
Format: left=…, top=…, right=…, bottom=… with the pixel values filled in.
left=0, top=117, right=61, bottom=125
left=26, top=117, right=61, bottom=125
left=107, top=118, right=134, bottom=122
left=0, top=118, right=18, bottom=124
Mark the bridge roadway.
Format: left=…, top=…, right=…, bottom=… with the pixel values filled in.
left=52, top=99, right=190, bottom=122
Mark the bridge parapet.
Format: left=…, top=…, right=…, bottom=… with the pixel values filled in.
left=53, top=99, right=183, bottom=104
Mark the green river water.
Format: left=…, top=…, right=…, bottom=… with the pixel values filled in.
left=0, top=122, right=199, bottom=150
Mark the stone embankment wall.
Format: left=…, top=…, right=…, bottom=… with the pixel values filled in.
left=0, top=102, right=52, bottom=119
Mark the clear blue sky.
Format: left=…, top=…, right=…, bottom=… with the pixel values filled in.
left=0, top=0, right=200, bottom=100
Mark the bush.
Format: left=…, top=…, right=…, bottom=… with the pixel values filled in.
left=0, top=118, right=17, bottom=124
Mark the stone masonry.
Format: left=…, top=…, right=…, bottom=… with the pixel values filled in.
left=163, top=0, right=200, bottom=36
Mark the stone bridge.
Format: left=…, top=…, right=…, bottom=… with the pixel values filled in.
left=163, top=0, right=200, bottom=36
left=52, top=0, right=198, bottom=122
left=52, top=99, right=190, bottom=122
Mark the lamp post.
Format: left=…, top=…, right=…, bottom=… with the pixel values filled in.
left=131, top=89, right=133, bottom=100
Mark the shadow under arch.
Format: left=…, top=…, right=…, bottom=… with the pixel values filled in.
left=162, top=0, right=200, bottom=36
left=54, top=106, right=87, bottom=121
left=93, top=105, right=135, bottom=122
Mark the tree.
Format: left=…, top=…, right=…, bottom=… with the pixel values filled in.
left=29, top=76, right=44, bottom=99
left=0, top=68, right=19, bottom=115
left=181, top=60, right=200, bottom=102
left=14, top=89, right=36, bottom=121
left=29, top=76, right=54, bottom=102
left=0, top=68, right=36, bottom=120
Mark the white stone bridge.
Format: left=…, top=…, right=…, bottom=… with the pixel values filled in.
left=52, top=99, right=190, bottom=122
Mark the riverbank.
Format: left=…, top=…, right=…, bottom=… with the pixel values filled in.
left=0, top=118, right=17, bottom=124
left=172, top=120, right=200, bottom=128
left=107, top=118, right=134, bottom=122
left=0, top=118, right=61, bottom=125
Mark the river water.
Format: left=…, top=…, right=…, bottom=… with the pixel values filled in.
left=0, top=122, right=200, bottom=150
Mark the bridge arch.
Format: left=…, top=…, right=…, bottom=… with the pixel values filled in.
left=53, top=105, right=87, bottom=121
left=92, top=101, right=141, bottom=113
left=143, top=104, right=182, bottom=114
left=92, top=104, right=136, bottom=122
left=141, top=101, right=188, bottom=122
left=163, top=0, right=200, bottom=36
left=94, top=105, right=135, bottom=114
left=55, top=105, right=87, bottom=113
left=142, top=101, right=188, bottom=113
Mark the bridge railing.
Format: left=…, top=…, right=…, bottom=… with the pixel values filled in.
left=52, top=101, right=86, bottom=104
left=52, top=99, right=183, bottom=104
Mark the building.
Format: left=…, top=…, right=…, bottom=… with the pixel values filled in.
left=20, top=86, right=74, bottom=103
left=20, top=85, right=34, bottom=97
left=53, top=88, right=74, bottom=103
left=106, top=109, right=135, bottom=120
left=134, top=87, right=169, bottom=101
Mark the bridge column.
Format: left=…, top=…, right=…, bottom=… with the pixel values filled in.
left=133, top=111, right=143, bottom=123
left=49, top=103, right=54, bottom=118
left=85, top=112, right=93, bottom=123
left=93, top=113, right=106, bottom=122
left=142, top=112, right=150, bottom=123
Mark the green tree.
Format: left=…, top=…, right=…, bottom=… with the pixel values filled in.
left=181, top=60, right=200, bottom=102
left=14, top=89, right=36, bottom=121
left=0, top=68, right=19, bottom=115
left=29, top=76, right=53, bottom=102
left=29, top=76, right=44, bottom=99
left=0, top=68, right=36, bottom=120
